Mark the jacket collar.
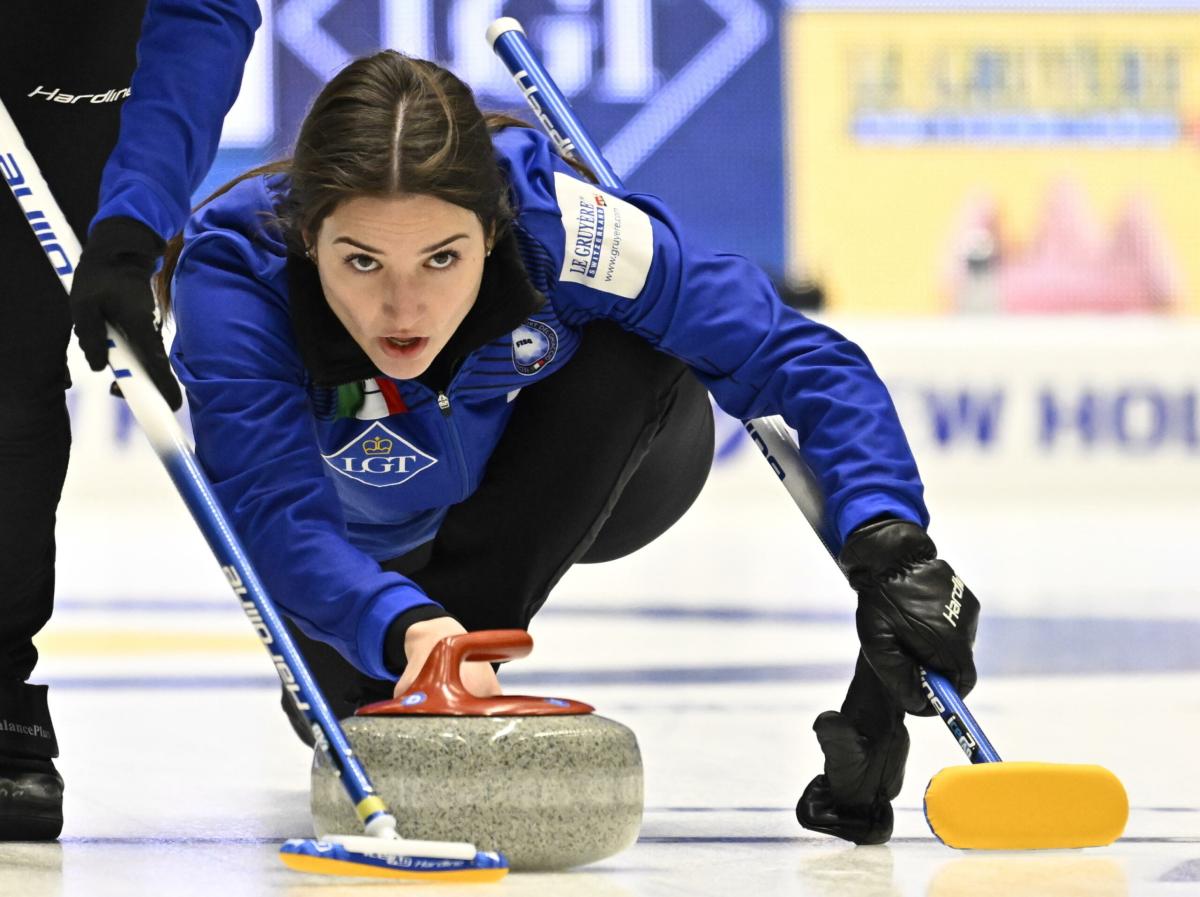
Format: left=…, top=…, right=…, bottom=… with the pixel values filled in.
left=286, top=228, right=546, bottom=390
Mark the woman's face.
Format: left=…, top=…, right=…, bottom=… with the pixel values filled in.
left=311, top=193, right=489, bottom=380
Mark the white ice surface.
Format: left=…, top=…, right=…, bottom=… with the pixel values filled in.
left=2, top=430, right=1197, bottom=897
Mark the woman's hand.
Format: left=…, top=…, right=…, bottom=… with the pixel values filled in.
left=392, top=617, right=503, bottom=699
left=840, top=518, right=979, bottom=715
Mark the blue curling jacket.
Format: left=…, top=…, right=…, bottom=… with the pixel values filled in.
left=170, top=127, right=929, bottom=680
left=92, top=0, right=261, bottom=239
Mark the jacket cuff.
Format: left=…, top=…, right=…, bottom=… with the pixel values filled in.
left=835, top=493, right=927, bottom=554
left=85, top=215, right=166, bottom=262
left=355, top=586, right=444, bottom=681
left=91, top=172, right=185, bottom=244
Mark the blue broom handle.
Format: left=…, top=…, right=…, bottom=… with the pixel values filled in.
left=0, top=95, right=396, bottom=835
left=489, top=19, right=621, bottom=190
left=489, top=17, right=838, bottom=556
left=489, top=18, right=998, bottom=765
left=923, top=670, right=1002, bottom=763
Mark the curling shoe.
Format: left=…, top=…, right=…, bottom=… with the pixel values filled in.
left=0, top=756, right=63, bottom=840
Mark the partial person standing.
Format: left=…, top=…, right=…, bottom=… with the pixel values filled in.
left=0, top=0, right=260, bottom=839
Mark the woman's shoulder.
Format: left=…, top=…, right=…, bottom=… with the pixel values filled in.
left=492, top=126, right=573, bottom=210
left=170, top=172, right=304, bottom=377
left=491, top=126, right=664, bottom=303
left=179, top=172, right=291, bottom=281
left=491, top=124, right=556, bottom=169
left=491, top=125, right=665, bottom=227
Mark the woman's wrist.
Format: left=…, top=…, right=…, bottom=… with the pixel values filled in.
left=383, top=604, right=452, bottom=675
left=404, top=616, right=466, bottom=653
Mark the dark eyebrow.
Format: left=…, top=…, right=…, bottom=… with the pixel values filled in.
left=420, top=233, right=470, bottom=254
left=332, top=236, right=384, bottom=253
left=331, top=233, right=470, bottom=255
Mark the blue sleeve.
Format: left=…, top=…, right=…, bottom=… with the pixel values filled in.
left=90, top=0, right=262, bottom=240
left=169, top=220, right=440, bottom=680
left=499, top=130, right=928, bottom=550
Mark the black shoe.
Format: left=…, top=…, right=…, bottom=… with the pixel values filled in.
left=278, top=653, right=396, bottom=751
left=797, top=773, right=893, bottom=845
left=280, top=688, right=317, bottom=749
left=796, top=772, right=892, bottom=844
left=0, top=757, right=63, bottom=841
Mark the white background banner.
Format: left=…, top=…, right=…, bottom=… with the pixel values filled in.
left=63, top=317, right=1200, bottom=508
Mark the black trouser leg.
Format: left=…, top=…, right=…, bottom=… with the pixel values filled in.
left=0, top=283, right=74, bottom=771
left=405, top=321, right=714, bottom=631
left=0, top=398, right=71, bottom=689
left=281, top=323, right=714, bottom=743
left=0, top=260, right=74, bottom=838
left=0, top=1, right=147, bottom=837
left=1, top=0, right=144, bottom=715
left=0, top=294, right=74, bottom=835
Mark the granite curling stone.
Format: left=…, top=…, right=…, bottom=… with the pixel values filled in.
left=310, top=630, right=643, bottom=871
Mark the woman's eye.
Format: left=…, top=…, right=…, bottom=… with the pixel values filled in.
left=427, top=250, right=460, bottom=270
left=345, top=253, right=380, bottom=273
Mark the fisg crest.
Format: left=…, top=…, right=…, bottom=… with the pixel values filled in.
left=321, top=422, right=438, bottom=488
left=512, top=319, right=558, bottom=376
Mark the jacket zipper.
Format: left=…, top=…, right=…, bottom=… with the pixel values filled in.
left=437, top=390, right=471, bottom=502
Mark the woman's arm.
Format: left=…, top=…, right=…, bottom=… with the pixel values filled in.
left=71, top=0, right=262, bottom=404
left=91, top=0, right=262, bottom=240
left=170, top=226, right=441, bottom=681
left=500, top=130, right=928, bottom=551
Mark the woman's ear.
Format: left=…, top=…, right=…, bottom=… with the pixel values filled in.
left=485, top=222, right=496, bottom=258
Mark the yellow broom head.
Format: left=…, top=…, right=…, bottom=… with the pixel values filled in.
left=924, top=762, right=1128, bottom=850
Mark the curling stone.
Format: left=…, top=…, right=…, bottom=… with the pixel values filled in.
left=309, top=630, right=643, bottom=870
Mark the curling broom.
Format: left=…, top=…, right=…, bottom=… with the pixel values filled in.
left=488, top=16, right=1128, bottom=850
left=0, top=95, right=507, bottom=882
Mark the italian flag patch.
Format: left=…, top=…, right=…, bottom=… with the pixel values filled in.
left=335, top=378, right=408, bottom=420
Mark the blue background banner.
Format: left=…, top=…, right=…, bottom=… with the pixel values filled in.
left=201, top=0, right=787, bottom=273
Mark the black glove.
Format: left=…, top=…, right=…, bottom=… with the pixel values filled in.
left=797, top=653, right=909, bottom=845
left=70, top=216, right=182, bottom=410
left=840, top=517, right=979, bottom=715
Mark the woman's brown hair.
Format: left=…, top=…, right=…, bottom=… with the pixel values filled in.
left=157, top=50, right=541, bottom=312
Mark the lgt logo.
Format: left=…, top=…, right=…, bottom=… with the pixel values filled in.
left=383, top=0, right=657, bottom=101
left=321, top=421, right=438, bottom=487
left=270, top=0, right=769, bottom=178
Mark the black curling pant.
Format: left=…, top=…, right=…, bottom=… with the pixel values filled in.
left=283, top=322, right=715, bottom=734
left=0, top=2, right=145, bottom=761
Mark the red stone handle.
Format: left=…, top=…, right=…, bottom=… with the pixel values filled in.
left=356, top=629, right=594, bottom=717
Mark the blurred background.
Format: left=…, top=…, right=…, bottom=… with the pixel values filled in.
left=51, top=0, right=1200, bottom=691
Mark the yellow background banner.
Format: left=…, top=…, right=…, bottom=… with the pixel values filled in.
left=785, top=11, right=1200, bottom=313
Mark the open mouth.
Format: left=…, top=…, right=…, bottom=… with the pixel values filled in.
left=379, top=336, right=428, bottom=359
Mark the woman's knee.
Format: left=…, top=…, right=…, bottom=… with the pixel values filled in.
left=581, top=369, right=714, bottom=563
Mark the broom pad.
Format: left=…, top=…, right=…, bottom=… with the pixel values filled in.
left=924, top=762, right=1128, bottom=850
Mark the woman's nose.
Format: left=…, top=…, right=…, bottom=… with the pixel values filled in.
left=380, top=283, right=424, bottom=323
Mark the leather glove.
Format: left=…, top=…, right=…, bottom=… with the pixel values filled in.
left=69, top=216, right=182, bottom=409
left=841, top=517, right=979, bottom=715
left=797, top=653, right=909, bottom=845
